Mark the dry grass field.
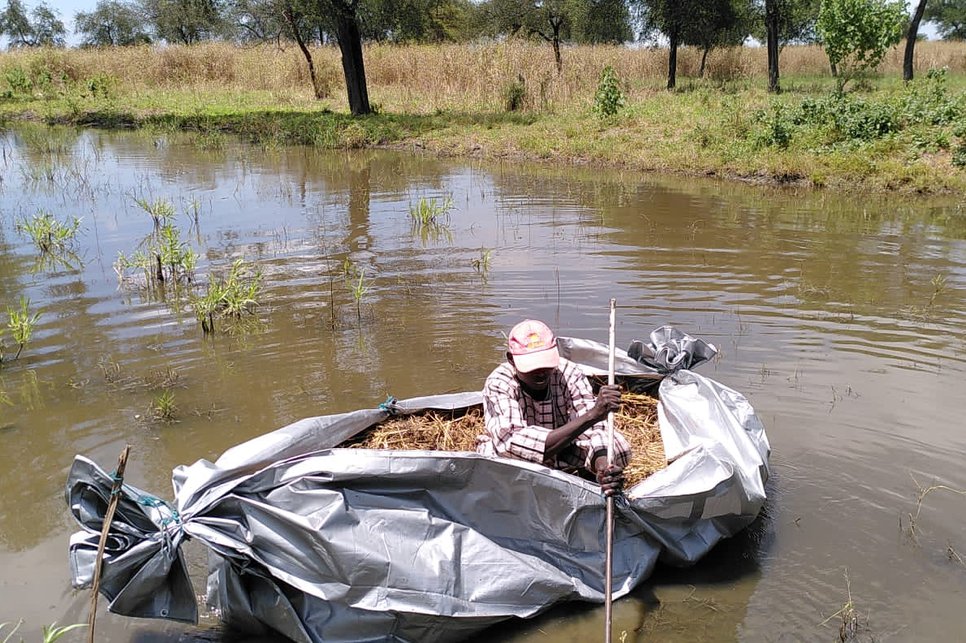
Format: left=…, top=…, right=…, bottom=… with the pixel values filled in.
left=0, top=40, right=963, bottom=113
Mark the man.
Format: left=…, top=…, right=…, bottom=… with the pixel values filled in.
left=477, top=319, right=630, bottom=496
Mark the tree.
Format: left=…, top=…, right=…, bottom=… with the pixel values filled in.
left=482, top=0, right=576, bottom=72
left=360, top=0, right=477, bottom=42
left=325, top=0, right=372, bottom=115
left=75, top=0, right=152, bottom=46
left=571, top=0, right=633, bottom=44
left=0, top=0, right=66, bottom=47
left=682, top=0, right=752, bottom=77
left=749, top=0, right=820, bottom=91
left=636, top=0, right=691, bottom=89
left=903, top=0, right=928, bottom=80
left=139, top=0, right=226, bottom=43
left=817, top=0, right=905, bottom=90
left=924, top=0, right=966, bottom=40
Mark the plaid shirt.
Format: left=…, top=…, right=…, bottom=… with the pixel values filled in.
left=477, top=357, right=631, bottom=474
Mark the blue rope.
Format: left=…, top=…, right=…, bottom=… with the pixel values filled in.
left=136, top=494, right=182, bottom=527
left=378, top=395, right=398, bottom=415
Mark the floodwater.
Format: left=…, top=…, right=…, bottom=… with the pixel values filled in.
left=0, top=124, right=964, bottom=642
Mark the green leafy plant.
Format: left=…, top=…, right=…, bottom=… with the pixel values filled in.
left=4, top=67, right=32, bottom=96
left=501, top=75, right=527, bottom=112
left=191, top=259, right=263, bottom=334
left=133, top=197, right=176, bottom=229
left=114, top=223, right=197, bottom=287
left=16, top=211, right=81, bottom=255
left=409, top=196, right=453, bottom=230
left=151, top=389, right=178, bottom=423
left=6, top=296, right=41, bottom=361
left=593, top=66, right=624, bottom=118
left=471, top=247, right=492, bottom=277
left=349, top=268, right=371, bottom=319
left=817, top=0, right=906, bottom=91
left=0, top=620, right=84, bottom=643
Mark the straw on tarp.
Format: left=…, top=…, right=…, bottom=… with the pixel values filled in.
left=347, top=393, right=664, bottom=488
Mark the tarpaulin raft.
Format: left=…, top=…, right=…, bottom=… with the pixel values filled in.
left=66, top=327, right=770, bottom=643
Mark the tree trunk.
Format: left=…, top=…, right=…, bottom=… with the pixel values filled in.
left=553, top=36, right=562, bottom=74
left=904, top=0, right=929, bottom=81
left=830, top=61, right=837, bottom=77
left=334, top=9, right=371, bottom=116
left=699, top=47, right=709, bottom=78
left=667, top=29, right=678, bottom=90
left=283, top=4, right=325, bottom=99
left=765, top=0, right=781, bottom=93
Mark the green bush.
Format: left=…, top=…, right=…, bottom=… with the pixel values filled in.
left=752, top=104, right=794, bottom=149
left=502, top=75, right=527, bottom=112
left=593, top=66, right=624, bottom=118
left=4, top=67, right=32, bottom=96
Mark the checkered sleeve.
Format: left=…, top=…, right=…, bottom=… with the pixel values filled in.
left=564, top=362, right=632, bottom=472
left=481, top=366, right=551, bottom=464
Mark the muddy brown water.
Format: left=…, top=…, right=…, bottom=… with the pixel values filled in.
left=0, top=125, right=964, bottom=642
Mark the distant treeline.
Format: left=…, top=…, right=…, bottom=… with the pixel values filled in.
left=1, top=0, right=964, bottom=114
left=1, top=0, right=964, bottom=50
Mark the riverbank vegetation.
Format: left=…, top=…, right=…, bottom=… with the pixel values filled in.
left=0, top=40, right=964, bottom=192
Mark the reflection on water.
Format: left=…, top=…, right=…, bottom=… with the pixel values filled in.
left=0, top=124, right=965, bottom=641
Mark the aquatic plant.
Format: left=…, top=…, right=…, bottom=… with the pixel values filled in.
left=6, top=296, right=41, bottom=360
left=114, top=223, right=197, bottom=287
left=409, top=196, right=453, bottom=230
left=927, top=272, right=947, bottom=308
left=16, top=211, right=81, bottom=255
left=471, top=247, right=492, bottom=276
left=190, top=258, right=263, bottom=334
left=349, top=268, right=371, bottom=319
left=151, top=389, right=178, bottom=423
left=901, top=475, right=966, bottom=542
left=134, top=197, right=176, bottom=229
left=0, top=620, right=85, bottom=643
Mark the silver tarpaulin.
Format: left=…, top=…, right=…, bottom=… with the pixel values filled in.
left=66, top=327, right=770, bottom=642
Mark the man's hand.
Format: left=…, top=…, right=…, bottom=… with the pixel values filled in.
left=596, top=462, right=625, bottom=498
left=592, top=384, right=622, bottom=421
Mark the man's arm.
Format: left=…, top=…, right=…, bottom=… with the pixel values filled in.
left=544, top=384, right=621, bottom=459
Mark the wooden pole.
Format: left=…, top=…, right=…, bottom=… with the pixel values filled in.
left=604, top=298, right=616, bottom=643
left=88, top=445, right=131, bottom=643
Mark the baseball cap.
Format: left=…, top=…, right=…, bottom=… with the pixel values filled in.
left=508, top=320, right=560, bottom=373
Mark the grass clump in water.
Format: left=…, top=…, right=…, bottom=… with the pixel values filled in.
left=133, top=197, right=177, bottom=229
left=16, top=210, right=81, bottom=255
left=151, top=389, right=178, bottom=423
left=4, top=296, right=41, bottom=362
left=115, top=223, right=197, bottom=287
left=409, top=196, right=453, bottom=229
left=190, top=258, right=263, bottom=334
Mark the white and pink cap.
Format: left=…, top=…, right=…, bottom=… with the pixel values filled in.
left=508, top=319, right=560, bottom=373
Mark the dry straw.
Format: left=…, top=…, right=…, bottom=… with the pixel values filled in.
left=1, top=41, right=963, bottom=114
left=348, top=392, right=665, bottom=488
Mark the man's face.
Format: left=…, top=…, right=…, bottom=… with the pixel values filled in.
left=516, top=366, right=554, bottom=393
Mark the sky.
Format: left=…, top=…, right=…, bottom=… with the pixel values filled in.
left=5, top=0, right=944, bottom=46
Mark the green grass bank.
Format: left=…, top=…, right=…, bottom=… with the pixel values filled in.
left=1, top=42, right=965, bottom=194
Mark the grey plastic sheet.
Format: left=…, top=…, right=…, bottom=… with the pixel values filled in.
left=66, top=326, right=770, bottom=642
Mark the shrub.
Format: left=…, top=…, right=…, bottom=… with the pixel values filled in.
left=502, top=75, right=527, bottom=112
left=593, top=66, right=624, bottom=118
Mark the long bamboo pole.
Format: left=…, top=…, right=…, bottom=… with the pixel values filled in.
left=88, top=445, right=131, bottom=643
left=604, top=298, right=616, bottom=643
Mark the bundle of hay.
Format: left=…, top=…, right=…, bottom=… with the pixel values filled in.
left=348, top=393, right=665, bottom=488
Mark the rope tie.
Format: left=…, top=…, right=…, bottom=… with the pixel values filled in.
left=378, top=395, right=398, bottom=415
left=136, top=494, right=182, bottom=527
